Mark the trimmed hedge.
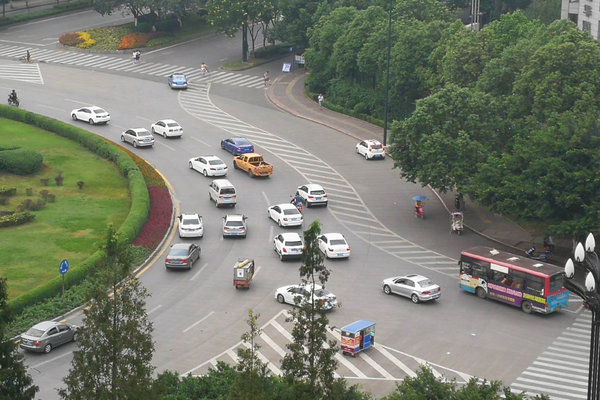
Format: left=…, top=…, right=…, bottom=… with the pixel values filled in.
left=155, top=18, right=180, bottom=33
left=253, top=43, right=293, bottom=59
left=0, top=211, right=34, bottom=227
left=0, top=148, right=43, bottom=175
left=0, top=107, right=150, bottom=315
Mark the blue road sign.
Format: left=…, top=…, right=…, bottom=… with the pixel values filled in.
left=59, top=259, right=69, bottom=275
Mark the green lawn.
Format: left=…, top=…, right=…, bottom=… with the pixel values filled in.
left=0, top=120, right=129, bottom=299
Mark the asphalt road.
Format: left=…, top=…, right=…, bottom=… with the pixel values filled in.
left=0, top=11, right=585, bottom=400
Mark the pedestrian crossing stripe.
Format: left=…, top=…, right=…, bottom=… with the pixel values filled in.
left=0, top=63, right=43, bottom=84
left=0, top=44, right=264, bottom=88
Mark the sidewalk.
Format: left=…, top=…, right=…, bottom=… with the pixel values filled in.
left=267, top=70, right=541, bottom=254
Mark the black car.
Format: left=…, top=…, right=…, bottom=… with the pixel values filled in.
left=165, top=243, right=200, bottom=270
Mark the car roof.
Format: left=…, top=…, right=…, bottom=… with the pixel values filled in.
left=171, top=73, right=186, bottom=77
left=225, top=214, right=245, bottom=221
left=403, top=274, right=428, bottom=281
left=212, top=178, right=233, bottom=186
left=231, top=137, right=251, bottom=144
left=201, top=155, right=222, bottom=161
left=280, top=232, right=302, bottom=240
left=238, top=152, right=261, bottom=157
left=303, top=183, right=324, bottom=190
left=32, top=321, right=60, bottom=331
left=129, top=128, right=149, bottom=133
left=181, top=213, right=200, bottom=219
left=323, top=233, right=344, bottom=240
left=171, top=243, right=191, bottom=250
left=278, top=203, right=298, bottom=210
left=158, top=119, right=178, bottom=124
left=364, top=139, right=382, bottom=145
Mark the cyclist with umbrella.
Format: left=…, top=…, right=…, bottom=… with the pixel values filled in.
left=412, top=196, right=426, bottom=218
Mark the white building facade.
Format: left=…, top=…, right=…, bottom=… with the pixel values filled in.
left=562, top=0, right=599, bottom=39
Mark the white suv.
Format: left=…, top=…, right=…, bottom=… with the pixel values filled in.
left=296, top=184, right=328, bottom=207
left=356, top=139, right=385, bottom=160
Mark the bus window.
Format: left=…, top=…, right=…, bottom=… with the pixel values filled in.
left=511, top=276, right=524, bottom=289
left=549, top=274, right=564, bottom=293
left=460, top=261, right=472, bottom=274
left=491, top=270, right=508, bottom=284
left=526, top=276, right=544, bottom=295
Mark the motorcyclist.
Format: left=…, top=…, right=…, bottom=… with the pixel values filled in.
left=8, top=90, right=18, bottom=104
left=526, top=246, right=536, bottom=258
left=291, top=193, right=303, bottom=206
left=414, top=200, right=423, bottom=215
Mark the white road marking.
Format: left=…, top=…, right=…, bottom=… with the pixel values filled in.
left=182, top=311, right=215, bottom=333
left=147, top=304, right=162, bottom=314
left=156, top=141, right=175, bottom=151
left=190, top=263, right=209, bottom=281
left=29, top=351, right=73, bottom=369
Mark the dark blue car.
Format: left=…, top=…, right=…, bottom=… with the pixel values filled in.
left=168, top=73, right=188, bottom=89
left=220, top=137, right=254, bottom=155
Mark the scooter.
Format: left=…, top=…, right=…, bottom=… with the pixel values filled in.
left=290, top=195, right=303, bottom=213
left=8, top=95, right=19, bottom=107
left=415, top=205, right=424, bottom=219
left=525, top=246, right=551, bottom=261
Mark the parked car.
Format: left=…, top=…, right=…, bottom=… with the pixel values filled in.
left=151, top=119, right=183, bottom=138
left=71, top=106, right=110, bottom=125
left=121, top=128, right=155, bottom=148
left=20, top=321, right=78, bottom=353
left=165, top=243, right=200, bottom=270
left=273, top=232, right=303, bottom=260
left=189, top=155, right=228, bottom=177
left=274, top=283, right=338, bottom=310
left=221, top=137, right=254, bottom=155
left=268, top=203, right=303, bottom=227
left=168, top=73, right=188, bottom=89
left=296, top=184, right=328, bottom=207
left=178, top=213, right=203, bottom=238
left=222, top=214, right=248, bottom=238
left=318, top=233, right=350, bottom=259
left=382, top=274, right=441, bottom=303
left=356, top=139, right=385, bottom=160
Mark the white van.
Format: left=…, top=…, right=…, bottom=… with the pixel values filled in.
left=209, top=179, right=237, bottom=207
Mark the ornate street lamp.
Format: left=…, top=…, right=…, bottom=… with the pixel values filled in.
left=564, top=233, right=600, bottom=400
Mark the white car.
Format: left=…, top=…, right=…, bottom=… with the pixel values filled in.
left=275, top=283, right=338, bottom=310
left=151, top=119, right=183, bottom=138
left=71, top=106, right=110, bottom=125
left=356, top=139, right=385, bottom=160
left=177, top=213, right=203, bottom=238
left=189, top=155, right=228, bottom=177
left=296, top=184, right=328, bottom=207
left=120, top=128, right=154, bottom=148
left=222, top=214, right=248, bottom=238
left=273, top=232, right=303, bottom=260
left=382, top=274, right=441, bottom=303
left=318, top=233, right=350, bottom=259
left=267, top=203, right=303, bottom=227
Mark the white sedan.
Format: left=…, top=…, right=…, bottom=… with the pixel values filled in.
left=151, top=119, right=183, bottom=138
left=189, top=155, right=228, bottom=177
left=273, top=232, right=303, bottom=260
left=318, top=233, right=350, bottom=259
left=274, top=283, right=338, bottom=310
left=356, top=139, right=385, bottom=160
left=267, top=203, right=303, bottom=227
left=177, top=213, right=203, bottom=238
left=71, top=106, right=110, bottom=125
left=120, top=128, right=154, bottom=148
left=296, top=184, right=328, bottom=207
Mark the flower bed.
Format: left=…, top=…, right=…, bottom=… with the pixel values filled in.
left=117, top=33, right=162, bottom=50
left=132, top=187, right=172, bottom=250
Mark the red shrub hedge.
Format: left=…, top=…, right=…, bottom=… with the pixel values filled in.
left=132, top=187, right=172, bottom=250
left=117, top=33, right=160, bottom=50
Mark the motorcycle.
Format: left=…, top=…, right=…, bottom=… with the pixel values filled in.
left=8, top=95, right=19, bottom=107
left=412, top=196, right=426, bottom=219
left=525, top=246, right=551, bottom=261
left=291, top=195, right=303, bottom=213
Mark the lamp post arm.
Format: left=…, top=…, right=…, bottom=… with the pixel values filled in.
left=564, top=280, right=589, bottom=303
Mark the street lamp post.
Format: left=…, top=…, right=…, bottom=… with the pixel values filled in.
left=382, top=4, right=392, bottom=147
left=564, top=233, right=600, bottom=400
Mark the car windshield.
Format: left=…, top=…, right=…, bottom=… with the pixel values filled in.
left=25, top=327, right=45, bottom=337
left=221, top=188, right=235, bottom=195
left=310, top=190, right=325, bottom=195
left=138, top=131, right=150, bottom=137
left=371, top=143, right=382, bottom=149
left=209, top=160, right=223, bottom=165
left=330, top=239, right=346, bottom=245
left=167, top=123, right=180, bottom=127
left=94, top=109, right=107, bottom=114
left=417, top=278, right=433, bottom=287
left=182, top=218, right=199, bottom=225
left=169, top=248, right=188, bottom=256
left=173, top=75, right=186, bottom=80
left=286, top=240, right=302, bottom=246
left=226, top=221, right=243, bottom=227
left=283, top=209, right=300, bottom=215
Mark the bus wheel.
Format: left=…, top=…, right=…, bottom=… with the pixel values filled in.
left=476, top=287, right=486, bottom=299
left=521, top=301, right=533, bottom=314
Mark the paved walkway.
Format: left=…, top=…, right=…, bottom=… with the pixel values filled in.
left=267, top=70, right=547, bottom=254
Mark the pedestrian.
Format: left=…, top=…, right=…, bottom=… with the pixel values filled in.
left=201, top=62, right=208, bottom=77
left=318, top=93, right=324, bottom=108
left=26, top=50, right=31, bottom=63
left=263, top=71, right=270, bottom=87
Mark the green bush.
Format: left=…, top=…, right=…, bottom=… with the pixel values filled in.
left=155, top=18, right=180, bottom=33
left=0, top=187, right=16, bottom=196
left=254, top=43, right=292, bottom=59
left=0, top=211, right=34, bottom=227
left=0, top=148, right=43, bottom=174
left=137, top=22, right=153, bottom=33
left=138, top=12, right=158, bottom=25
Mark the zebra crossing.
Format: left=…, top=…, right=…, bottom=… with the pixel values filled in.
left=0, top=44, right=265, bottom=88
left=510, top=311, right=591, bottom=399
left=0, top=63, right=43, bottom=84
left=179, top=84, right=459, bottom=277
left=183, top=309, right=474, bottom=384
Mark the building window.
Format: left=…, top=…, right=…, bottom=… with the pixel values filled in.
left=583, top=20, right=592, bottom=32
left=569, top=13, right=579, bottom=24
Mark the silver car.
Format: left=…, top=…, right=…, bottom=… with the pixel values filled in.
left=382, top=274, right=441, bottom=303
left=222, top=214, right=248, bottom=238
left=165, top=243, right=200, bottom=270
left=20, top=321, right=78, bottom=353
left=121, top=128, right=155, bottom=148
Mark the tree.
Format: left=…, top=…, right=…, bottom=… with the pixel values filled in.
left=59, top=226, right=155, bottom=399
left=0, top=277, right=38, bottom=400
left=229, top=309, right=268, bottom=400
left=281, top=220, right=338, bottom=399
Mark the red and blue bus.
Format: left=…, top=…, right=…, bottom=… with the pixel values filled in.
left=459, top=246, right=569, bottom=314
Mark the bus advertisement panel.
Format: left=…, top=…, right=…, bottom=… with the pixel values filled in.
left=459, top=246, right=569, bottom=314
